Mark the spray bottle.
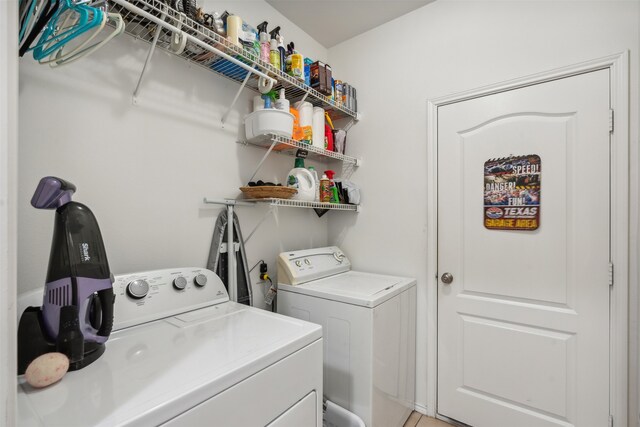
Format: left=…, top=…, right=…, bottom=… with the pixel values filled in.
left=276, top=29, right=286, bottom=72
left=269, top=27, right=281, bottom=70
left=285, top=42, right=304, bottom=81
left=325, top=170, right=339, bottom=203
left=257, top=21, right=270, bottom=63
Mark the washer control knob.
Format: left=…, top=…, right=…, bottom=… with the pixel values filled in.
left=173, top=276, right=187, bottom=290
left=304, top=259, right=311, bottom=265
left=127, top=280, right=149, bottom=299
left=295, top=260, right=302, bottom=267
left=194, top=273, right=207, bottom=287
left=333, top=252, right=345, bottom=263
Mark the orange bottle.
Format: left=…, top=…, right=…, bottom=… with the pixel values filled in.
left=290, top=107, right=304, bottom=141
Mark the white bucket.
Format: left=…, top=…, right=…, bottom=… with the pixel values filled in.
left=244, top=109, right=294, bottom=140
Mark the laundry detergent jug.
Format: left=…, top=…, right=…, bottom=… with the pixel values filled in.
left=287, top=158, right=316, bottom=201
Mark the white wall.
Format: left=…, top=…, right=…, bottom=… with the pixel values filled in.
left=327, top=0, right=640, bottom=421
left=18, top=0, right=330, bottom=310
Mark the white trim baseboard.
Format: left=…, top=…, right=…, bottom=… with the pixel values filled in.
left=426, top=52, right=631, bottom=426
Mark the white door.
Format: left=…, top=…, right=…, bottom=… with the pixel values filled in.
left=437, top=69, right=610, bottom=427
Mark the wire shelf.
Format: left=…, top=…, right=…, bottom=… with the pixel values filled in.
left=108, top=0, right=359, bottom=121
left=257, top=199, right=360, bottom=211
left=242, top=134, right=361, bottom=165
left=203, top=197, right=359, bottom=212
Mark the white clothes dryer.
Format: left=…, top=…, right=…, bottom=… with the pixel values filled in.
left=18, top=268, right=323, bottom=427
left=276, top=247, right=417, bottom=427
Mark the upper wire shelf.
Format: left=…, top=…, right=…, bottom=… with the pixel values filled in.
left=108, top=0, right=359, bottom=121
left=241, top=134, right=361, bottom=166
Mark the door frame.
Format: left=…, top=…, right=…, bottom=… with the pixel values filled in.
left=0, top=0, right=19, bottom=424
left=425, top=52, right=630, bottom=425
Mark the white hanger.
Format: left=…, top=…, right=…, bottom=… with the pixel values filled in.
left=38, top=8, right=107, bottom=65
left=49, top=12, right=124, bottom=67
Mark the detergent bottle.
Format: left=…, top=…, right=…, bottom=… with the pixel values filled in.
left=287, top=158, right=315, bottom=201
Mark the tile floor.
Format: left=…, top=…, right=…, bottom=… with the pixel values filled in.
left=403, top=411, right=455, bottom=427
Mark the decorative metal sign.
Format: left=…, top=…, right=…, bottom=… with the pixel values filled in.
left=484, top=154, right=541, bottom=230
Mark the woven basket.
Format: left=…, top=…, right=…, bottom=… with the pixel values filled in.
left=239, top=186, right=297, bottom=199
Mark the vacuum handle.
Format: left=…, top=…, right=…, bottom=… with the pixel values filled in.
left=96, top=288, right=114, bottom=338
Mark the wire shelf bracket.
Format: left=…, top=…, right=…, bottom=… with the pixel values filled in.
left=221, top=66, right=254, bottom=128
left=131, top=5, right=167, bottom=104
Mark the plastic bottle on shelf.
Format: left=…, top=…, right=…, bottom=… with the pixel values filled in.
left=285, top=42, right=304, bottom=81
left=308, top=166, right=320, bottom=202
left=290, top=107, right=303, bottom=141
left=269, top=27, right=281, bottom=70
left=325, top=170, right=339, bottom=203
left=277, top=31, right=286, bottom=72
left=275, top=88, right=289, bottom=111
left=287, top=158, right=315, bottom=201
left=312, top=107, right=325, bottom=150
left=257, top=21, right=270, bottom=63
left=294, top=101, right=313, bottom=144
left=319, top=173, right=331, bottom=203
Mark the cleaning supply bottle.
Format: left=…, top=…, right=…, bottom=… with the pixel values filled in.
left=325, top=170, right=339, bottom=203
left=287, top=158, right=315, bottom=201
left=290, top=107, right=303, bottom=141
left=275, top=88, right=289, bottom=111
left=320, top=173, right=331, bottom=203
left=257, top=21, right=270, bottom=63
left=277, top=31, right=286, bottom=72
left=324, top=112, right=335, bottom=151
left=269, top=27, right=280, bottom=70
left=308, top=166, right=320, bottom=202
left=285, top=42, right=304, bottom=80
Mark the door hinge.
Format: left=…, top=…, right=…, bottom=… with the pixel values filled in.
left=609, top=414, right=613, bottom=427
left=609, top=262, right=614, bottom=287
left=609, top=109, right=614, bottom=133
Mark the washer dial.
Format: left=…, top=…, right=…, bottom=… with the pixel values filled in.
left=194, top=273, right=207, bottom=287
left=127, top=279, right=149, bottom=299
left=173, top=276, right=187, bottom=290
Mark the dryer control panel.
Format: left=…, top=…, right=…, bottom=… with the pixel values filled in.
left=112, top=268, right=229, bottom=331
left=277, top=246, right=351, bottom=286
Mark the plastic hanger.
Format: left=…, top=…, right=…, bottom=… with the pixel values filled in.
left=49, top=12, right=124, bottom=67
left=20, top=0, right=48, bottom=47
left=20, top=0, right=58, bottom=57
left=18, top=0, right=38, bottom=42
left=38, top=7, right=106, bottom=65
left=30, top=0, right=103, bottom=60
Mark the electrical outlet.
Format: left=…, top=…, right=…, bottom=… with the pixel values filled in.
left=260, top=262, right=268, bottom=274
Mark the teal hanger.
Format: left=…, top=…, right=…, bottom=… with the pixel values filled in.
left=19, top=0, right=38, bottom=42
left=30, top=0, right=103, bottom=60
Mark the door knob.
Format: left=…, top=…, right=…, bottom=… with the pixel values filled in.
left=441, top=273, right=454, bottom=284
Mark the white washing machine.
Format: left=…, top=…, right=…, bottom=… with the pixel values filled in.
left=17, top=267, right=323, bottom=427
left=276, top=247, right=417, bottom=427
